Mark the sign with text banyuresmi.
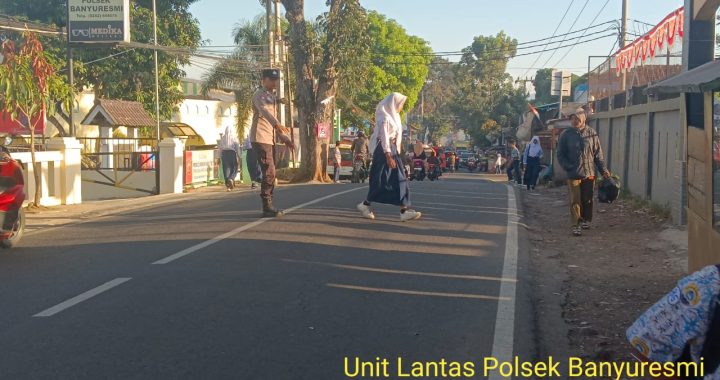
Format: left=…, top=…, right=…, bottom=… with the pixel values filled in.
left=68, top=0, right=130, bottom=43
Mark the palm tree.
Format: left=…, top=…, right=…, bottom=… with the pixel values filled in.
left=202, top=15, right=267, bottom=140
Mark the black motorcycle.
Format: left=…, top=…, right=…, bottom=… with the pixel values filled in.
left=351, top=154, right=368, bottom=183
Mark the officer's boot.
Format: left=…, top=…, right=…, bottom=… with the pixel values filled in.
left=262, top=198, right=284, bottom=218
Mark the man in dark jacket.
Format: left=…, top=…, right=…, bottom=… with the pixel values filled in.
left=556, top=108, right=611, bottom=236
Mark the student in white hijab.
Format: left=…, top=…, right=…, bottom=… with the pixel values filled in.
left=357, top=92, right=421, bottom=222
left=219, top=125, right=240, bottom=191
left=522, top=136, right=543, bottom=190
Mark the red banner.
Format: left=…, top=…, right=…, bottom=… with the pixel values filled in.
left=615, top=7, right=684, bottom=75
left=0, top=109, right=45, bottom=135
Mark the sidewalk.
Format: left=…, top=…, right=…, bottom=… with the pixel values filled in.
left=24, top=184, right=246, bottom=236
left=523, top=184, right=688, bottom=362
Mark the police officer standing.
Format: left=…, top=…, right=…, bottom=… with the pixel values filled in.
left=250, top=68, right=294, bottom=217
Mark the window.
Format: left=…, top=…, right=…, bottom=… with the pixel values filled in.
left=713, top=93, right=720, bottom=231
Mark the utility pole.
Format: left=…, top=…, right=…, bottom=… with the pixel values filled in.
left=420, top=88, right=425, bottom=143
left=152, top=0, right=160, bottom=143
left=266, top=0, right=274, bottom=67
left=274, top=0, right=285, bottom=130
left=66, top=37, right=75, bottom=136
left=620, top=0, right=628, bottom=48
left=620, top=0, right=628, bottom=93
left=152, top=0, right=161, bottom=193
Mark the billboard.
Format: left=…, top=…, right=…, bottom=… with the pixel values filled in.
left=184, top=150, right=219, bottom=185
left=0, top=110, right=45, bottom=135
left=67, top=0, right=130, bottom=43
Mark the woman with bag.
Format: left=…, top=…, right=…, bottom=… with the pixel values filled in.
left=522, top=136, right=543, bottom=190
left=357, top=93, right=421, bottom=222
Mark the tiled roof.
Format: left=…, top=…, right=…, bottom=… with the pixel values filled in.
left=84, top=99, right=156, bottom=127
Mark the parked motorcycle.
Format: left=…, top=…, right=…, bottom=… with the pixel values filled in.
left=411, top=159, right=425, bottom=181
left=351, top=154, right=367, bottom=183
left=0, top=147, right=25, bottom=248
left=427, top=163, right=441, bottom=181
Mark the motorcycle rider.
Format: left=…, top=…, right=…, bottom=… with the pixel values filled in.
left=411, top=146, right=428, bottom=178
left=351, top=131, right=370, bottom=168
left=427, top=150, right=440, bottom=178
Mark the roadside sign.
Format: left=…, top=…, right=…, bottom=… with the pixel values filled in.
left=67, top=0, right=130, bottom=44
left=551, top=70, right=572, bottom=97
left=316, top=123, right=329, bottom=140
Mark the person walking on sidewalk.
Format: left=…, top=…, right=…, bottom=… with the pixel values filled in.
left=507, top=140, right=521, bottom=183
left=333, top=140, right=342, bottom=183
left=244, top=137, right=261, bottom=189
left=219, top=125, right=240, bottom=191
left=495, top=153, right=503, bottom=174
left=522, top=136, right=543, bottom=190
left=556, top=108, right=611, bottom=236
left=357, top=92, right=421, bottom=222
left=249, top=68, right=294, bottom=218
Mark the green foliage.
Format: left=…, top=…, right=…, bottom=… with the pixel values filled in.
left=532, top=68, right=554, bottom=105
left=339, top=12, right=431, bottom=130
left=423, top=114, right=452, bottom=144
left=451, top=32, right=528, bottom=147
left=0, top=33, right=73, bottom=206
left=0, top=34, right=72, bottom=127
left=533, top=68, right=585, bottom=106
left=460, top=31, right=517, bottom=82
left=202, top=15, right=267, bottom=140
left=4, top=0, right=203, bottom=123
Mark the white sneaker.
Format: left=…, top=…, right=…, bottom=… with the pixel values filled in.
left=357, top=203, right=375, bottom=220
left=400, top=209, right=422, bottom=222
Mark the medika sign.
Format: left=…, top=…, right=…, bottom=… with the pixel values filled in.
left=67, top=0, right=130, bottom=44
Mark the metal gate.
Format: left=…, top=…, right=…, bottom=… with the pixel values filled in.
left=78, top=137, right=159, bottom=195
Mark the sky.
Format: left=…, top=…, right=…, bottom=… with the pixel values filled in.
left=186, top=0, right=685, bottom=81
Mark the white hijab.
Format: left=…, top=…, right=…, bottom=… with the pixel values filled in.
left=370, top=92, right=407, bottom=153
left=528, top=136, right=543, bottom=158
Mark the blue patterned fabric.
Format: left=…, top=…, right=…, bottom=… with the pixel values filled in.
left=627, top=265, right=720, bottom=379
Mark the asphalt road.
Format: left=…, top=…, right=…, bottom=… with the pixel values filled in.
left=0, top=173, right=530, bottom=380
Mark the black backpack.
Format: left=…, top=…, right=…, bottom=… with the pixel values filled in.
left=598, top=176, right=621, bottom=203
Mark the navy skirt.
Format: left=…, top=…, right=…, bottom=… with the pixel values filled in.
left=366, top=144, right=410, bottom=207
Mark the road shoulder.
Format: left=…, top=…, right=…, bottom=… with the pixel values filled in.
left=524, top=184, right=686, bottom=364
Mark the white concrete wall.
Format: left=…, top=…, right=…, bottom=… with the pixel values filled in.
left=171, top=98, right=247, bottom=144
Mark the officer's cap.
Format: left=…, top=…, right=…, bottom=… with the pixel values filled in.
left=262, top=68, right=280, bottom=79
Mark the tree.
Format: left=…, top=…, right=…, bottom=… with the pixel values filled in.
left=281, top=0, right=370, bottom=182
left=202, top=15, right=267, bottom=141
left=533, top=68, right=584, bottom=106
left=532, top=68, right=554, bottom=105
left=0, top=32, right=73, bottom=206
left=3, top=0, right=203, bottom=124
left=342, top=12, right=431, bottom=128
left=423, top=115, right=452, bottom=144
left=451, top=32, right=528, bottom=147
left=410, top=57, right=457, bottom=143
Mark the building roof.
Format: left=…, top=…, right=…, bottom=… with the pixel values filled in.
left=81, top=99, right=156, bottom=127
left=647, top=59, right=720, bottom=94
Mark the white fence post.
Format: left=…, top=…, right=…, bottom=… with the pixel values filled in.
left=159, top=138, right=184, bottom=194
left=46, top=137, right=83, bottom=205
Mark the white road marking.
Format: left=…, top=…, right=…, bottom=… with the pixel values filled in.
left=152, top=187, right=365, bottom=265
left=33, top=278, right=132, bottom=318
left=489, top=185, right=520, bottom=380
